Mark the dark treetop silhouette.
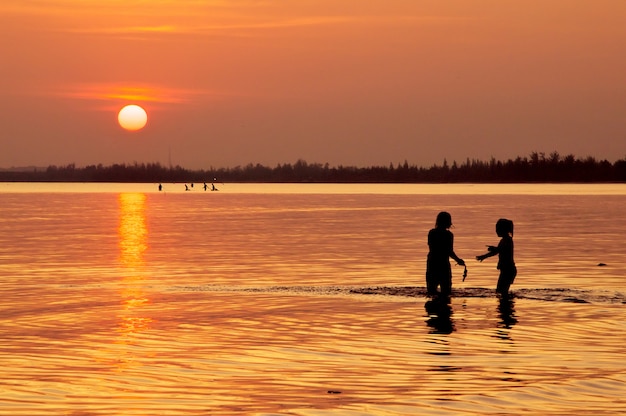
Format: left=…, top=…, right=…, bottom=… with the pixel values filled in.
left=2, top=152, right=625, bottom=183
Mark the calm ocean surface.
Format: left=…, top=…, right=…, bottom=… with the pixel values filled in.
left=0, top=182, right=625, bottom=415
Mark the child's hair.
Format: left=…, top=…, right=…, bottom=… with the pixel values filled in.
left=435, top=211, right=452, bottom=229
left=496, top=218, right=514, bottom=237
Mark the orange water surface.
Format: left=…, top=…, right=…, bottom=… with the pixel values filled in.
left=0, top=183, right=625, bottom=415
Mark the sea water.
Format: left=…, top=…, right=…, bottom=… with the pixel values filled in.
left=0, top=182, right=625, bottom=415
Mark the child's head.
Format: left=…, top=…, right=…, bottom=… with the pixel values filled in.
left=435, top=211, right=452, bottom=229
left=496, top=218, right=514, bottom=237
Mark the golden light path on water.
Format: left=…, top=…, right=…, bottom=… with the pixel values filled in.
left=114, top=193, right=153, bottom=371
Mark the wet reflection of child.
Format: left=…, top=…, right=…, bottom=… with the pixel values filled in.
left=477, top=218, right=517, bottom=296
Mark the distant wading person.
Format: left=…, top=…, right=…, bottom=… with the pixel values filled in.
left=476, top=218, right=516, bottom=296
left=426, top=211, right=465, bottom=298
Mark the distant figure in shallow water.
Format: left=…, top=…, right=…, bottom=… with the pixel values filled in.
left=158, top=183, right=162, bottom=191
left=426, top=211, right=465, bottom=299
left=476, top=218, right=517, bottom=296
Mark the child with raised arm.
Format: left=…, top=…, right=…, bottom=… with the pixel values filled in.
left=426, top=211, right=465, bottom=299
left=476, top=218, right=517, bottom=296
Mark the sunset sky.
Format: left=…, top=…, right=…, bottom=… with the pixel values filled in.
left=1, top=1, right=625, bottom=170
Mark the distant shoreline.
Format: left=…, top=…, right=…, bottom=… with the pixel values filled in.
left=1, top=153, right=625, bottom=183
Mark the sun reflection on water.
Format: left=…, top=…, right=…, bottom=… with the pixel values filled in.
left=116, top=193, right=153, bottom=368
left=118, top=193, right=148, bottom=269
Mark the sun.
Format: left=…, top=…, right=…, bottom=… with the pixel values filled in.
left=118, top=105, right=148, bottom=131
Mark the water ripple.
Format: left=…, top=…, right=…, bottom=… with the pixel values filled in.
left=168, top=284, right=626, bottom=304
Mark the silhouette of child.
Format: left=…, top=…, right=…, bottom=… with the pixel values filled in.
left=476, top=218, right=517, bottom=296
left=426, top=211, right=465, bottom=298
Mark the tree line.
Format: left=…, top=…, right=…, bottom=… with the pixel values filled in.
left=1, top=152, right=625, bottom=183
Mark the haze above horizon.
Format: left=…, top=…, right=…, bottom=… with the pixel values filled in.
left=1, top=1, right=625, bottom=170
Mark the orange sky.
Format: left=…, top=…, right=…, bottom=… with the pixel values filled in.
left=1, top=1, right=625, bottom=169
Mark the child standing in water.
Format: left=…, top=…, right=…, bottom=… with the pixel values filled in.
left=476, top=218, right=517, bottom=296
left=426, top=211, right=465, bottom=298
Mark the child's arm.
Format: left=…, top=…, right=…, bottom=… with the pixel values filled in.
left=451, top=251, right=465, bottom=266
left=476, top=245, right=498, bottom=262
